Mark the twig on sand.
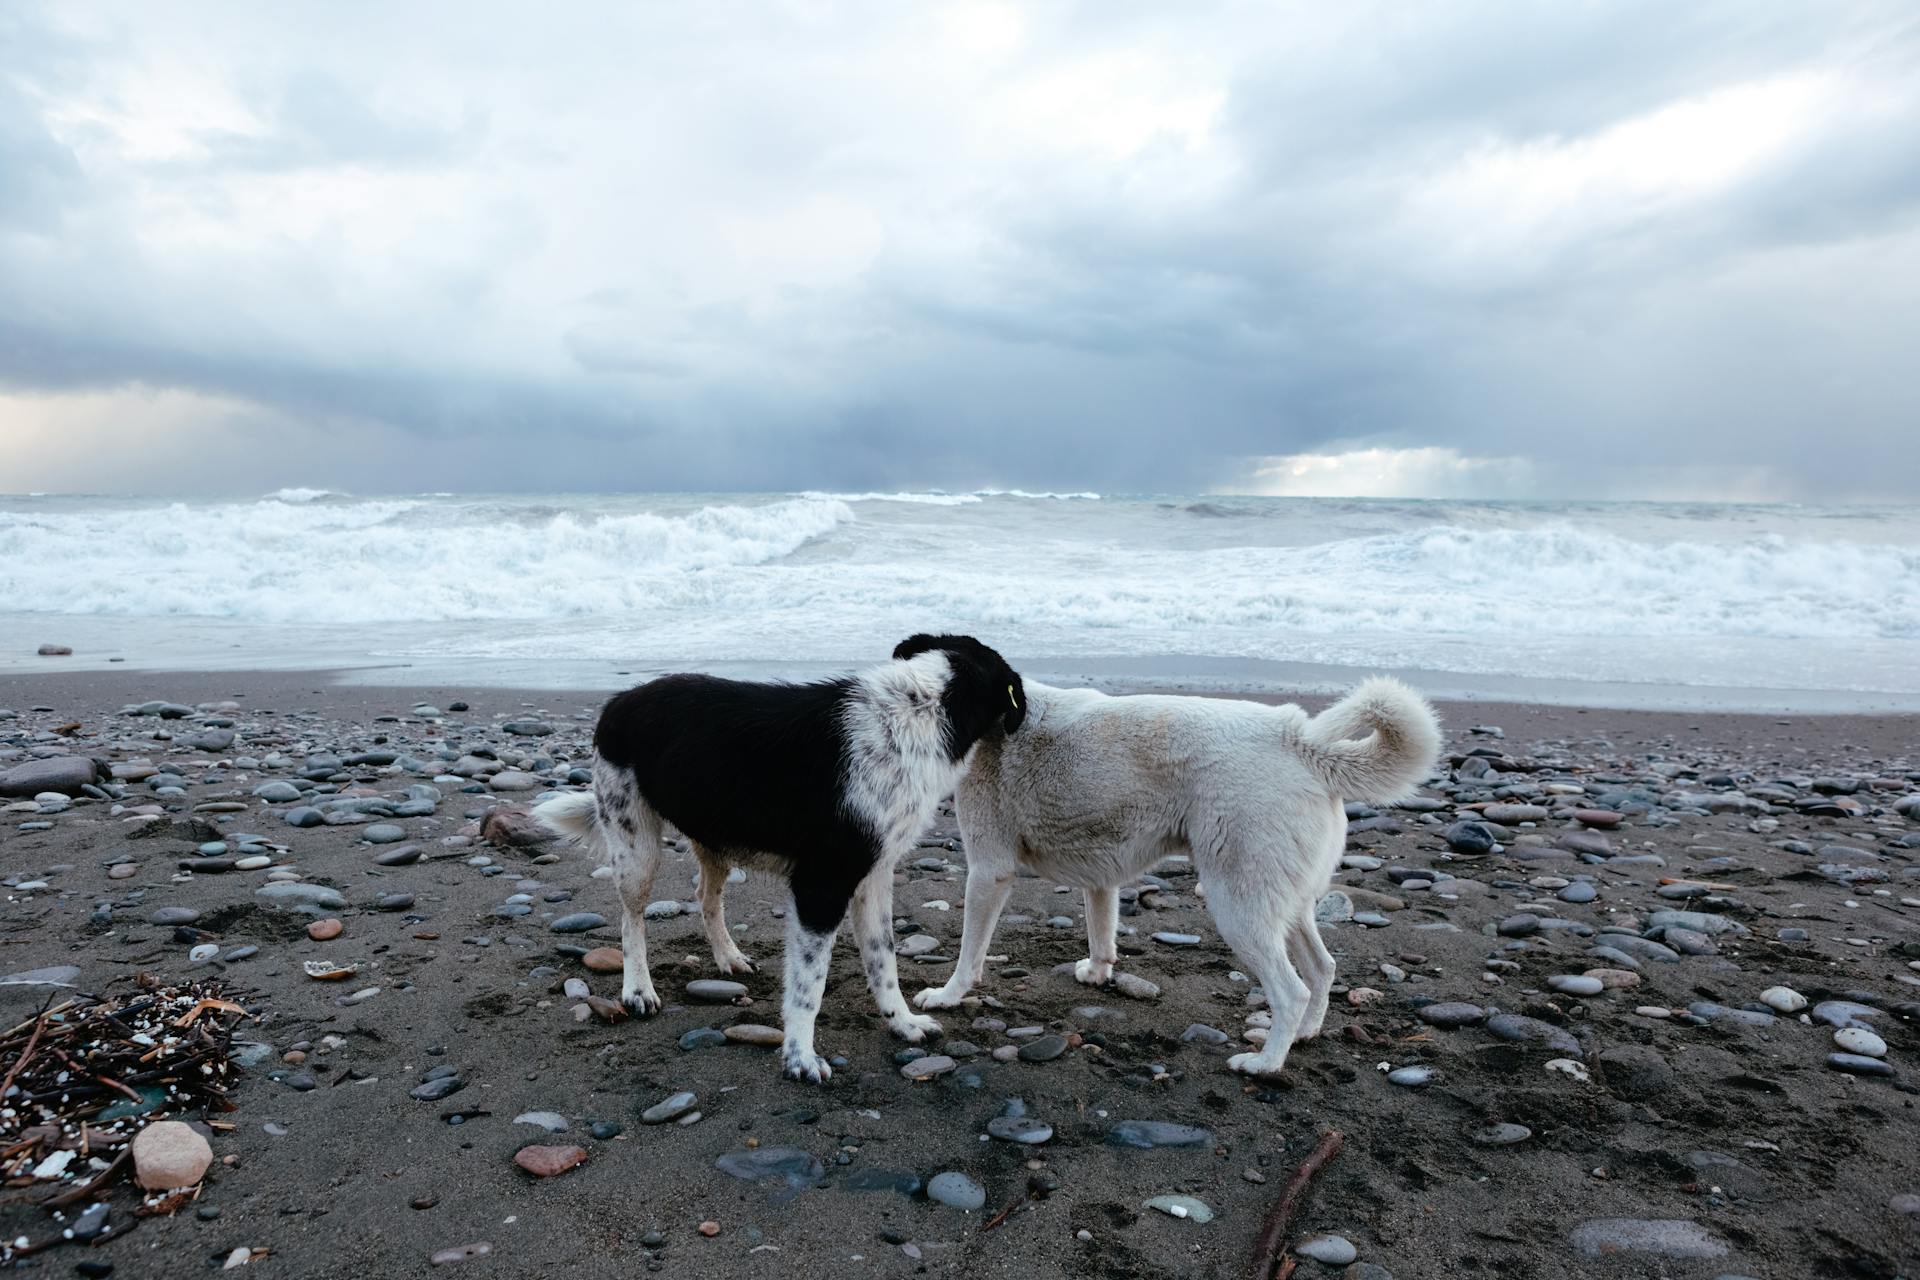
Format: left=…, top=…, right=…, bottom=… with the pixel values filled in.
left=1245, top=1128, right=1345, bottom=1280
left=0, top=999, right=57, bottom=1101
left=981, top=1192, right=1029, bottom=1232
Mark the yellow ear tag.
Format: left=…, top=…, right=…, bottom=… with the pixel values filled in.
left=1007, top=684, right=1019, bottom=710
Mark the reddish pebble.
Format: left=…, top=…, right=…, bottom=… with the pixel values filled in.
left=583, top=995, right=629, bottom=1024
left=512, top=1144, right=587, bottom=1178
left=1572, top=809, right=1622, bottom=828
left=698, top=1221, right=721, bottom=1237
left=582, top=947, right=624, bottom=973
left=307, top=919, right=343, bottom=941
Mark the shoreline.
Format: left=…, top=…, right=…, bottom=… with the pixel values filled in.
left=7, top=652, right=1920, bottom=716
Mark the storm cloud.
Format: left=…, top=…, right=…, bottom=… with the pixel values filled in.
left=2, top=2, right=1917, bottom=497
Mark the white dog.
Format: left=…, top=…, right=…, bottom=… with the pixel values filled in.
left=912, top=676, right=1440, bottom=1076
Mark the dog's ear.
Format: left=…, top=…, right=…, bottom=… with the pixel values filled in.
left=997, top=655, right=1026, bottom=734
left=948, top=636, right=1025, bottom=736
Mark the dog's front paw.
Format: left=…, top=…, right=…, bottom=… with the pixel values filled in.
left=1073, top=958, right=1115, bottom=987
left=715, top=950, right=757, bottom=976
left=912, top=984, right=963, bottom=1010
left=621, top=988, right=663, bottom=1017
left=890, top=1011, right=942, bottom=1043
left=1228, top=1051, right=1286, bottom=1078
left=781, top=1046, right=833, bottom=1084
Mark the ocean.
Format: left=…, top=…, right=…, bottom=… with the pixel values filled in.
left=3, top=489, right=1918, bottom=709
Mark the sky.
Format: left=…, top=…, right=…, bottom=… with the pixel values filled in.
left=2, top=1, right=1918, bottom=500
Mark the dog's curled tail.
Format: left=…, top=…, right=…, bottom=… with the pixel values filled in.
left=531, top=790, right=601, bottom=852
left=1296, top=676, right=1441, bottom=805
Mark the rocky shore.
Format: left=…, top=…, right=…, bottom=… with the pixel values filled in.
left=2, top=668, right=1917, bottom=1278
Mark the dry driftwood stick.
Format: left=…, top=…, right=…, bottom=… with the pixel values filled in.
left=0, top=1007, right=53, bottom=1101
left=1245, top=1128, right=1346, bottom=1280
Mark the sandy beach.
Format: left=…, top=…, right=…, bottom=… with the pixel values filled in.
left=2, top=666, right=1917, bottom=1279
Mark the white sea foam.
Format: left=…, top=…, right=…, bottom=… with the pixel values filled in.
left=2, top=494, right=1915, bottom=691
left=265, top=487, right=341, bottom=503
left=0, top=495, right=854, bottom=622
left=801, top=490, right=984, bottom=505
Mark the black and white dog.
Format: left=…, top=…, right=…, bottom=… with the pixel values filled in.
left=533, top=635, right=1024, bottom=1082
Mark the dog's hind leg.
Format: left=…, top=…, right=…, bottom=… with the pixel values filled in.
left=1074, top=886, right=1120, bottom=986
left=913, top=845, right=1016, bottom=1010
left=1287, top=911, right=1336, bottom=1042
left=851, top=869, right=941, bottom=1042
left=692, top=842, right=754, bottom=975
left=1207, top=875, right=1312, bottom=1076
left=595, top=760, right=664, bottom=1016
left=778, top=865, right=860, bottom=1084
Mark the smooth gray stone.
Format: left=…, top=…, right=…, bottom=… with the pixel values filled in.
left=986, top=1115, right=1053, bottom=1144
left=926, top=1171, right=987, bottom=1210
left=714, top=1146, right=824, bottom=1189
left=641, top=1091, right=698, bottom=1123
left=1486, top=1014, right=1583, bottom=1058
left=1144, top=1193, right=1214, bottom=1223
left=1569, top=1219, right=1728, bottom=1260
left=1106, top=1120, right=1212, bottom=1149
left=255, top=882, right=347, bottom=910
left=1415, top=1002, right=1487, bottom=1028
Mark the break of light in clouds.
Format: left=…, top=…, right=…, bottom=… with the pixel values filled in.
left=1, top=1, right=1917, bottom=499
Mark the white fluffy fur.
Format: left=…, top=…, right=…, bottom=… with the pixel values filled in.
left=914, top=676, right=1441, bottom=1077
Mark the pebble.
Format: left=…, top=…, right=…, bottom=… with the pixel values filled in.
left=926, top=1171, right=987, bottom=1210
left=429, top=1243, right=493, bottom=1266
left=901, top=1055, right=957, bottom=1080
left=1386, top=1065, right=1436, bottom=1087
left=1471, top=1123, right=1532, bottom=1146
left=687, top=979, right=748, bottom=1002
left=1486, top=1013, right=1583, bottom=1058
left=986, top=1116, right=1053, bottom=1144
left=1833, top=1027, right=1888, bottom=1058
left=714, top=1146, right=824, bottom=1189
left=724, top=1024, right=784, bottom=1046
left=1547, top=975, right=1604, bottom=997
left=512, top=1144, right=587, bottom=1177
left=363, top=823, right=407, bottom=844
left=1144, top=1194, right=1214, bottom=1223
left=582, top=947, right=624, bottom=972
left=1568, top=1219, right=1727, bottom=1260
left=1295, top=1234, right=1358, bottom=1265
left=1414, top=1002, right=1486, bottom=1028
left=307, top=919, right=343, bottom=941
left=131, top=1120, right=213, bottom=1190
left=1152, top=932, right=1202, bottom=947
left=514, top=1111, right=570, bottom=1132
left=641, top=1092, right=699, bottom=1123
left=1017, top=1034, right=1069, bottom=1062
left=1106, top=1120, right=1212, bottom=1149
